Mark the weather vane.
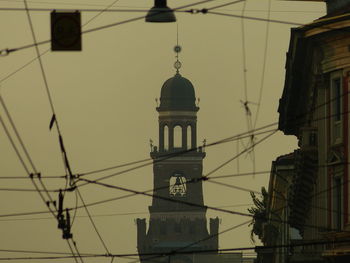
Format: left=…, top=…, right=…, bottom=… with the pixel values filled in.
left=174, top=24, right=182, bottom=73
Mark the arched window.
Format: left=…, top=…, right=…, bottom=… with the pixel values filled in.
left=174, top=125, right=182, bottom=148
left=187, top=125, right=192, bottom=149
left=164, top=125, right=169, bottom=150
left=169, top=174, right=186, bottom=197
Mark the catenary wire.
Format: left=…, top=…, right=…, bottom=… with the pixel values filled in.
left=0, top=7, right=149, bottom=12
left=0, top=204, right=252, bottom=222
left=1, top=96, right=350, bottom=218
left=0, top=104, right=348, bottom=218
left=128, top=220, right=251, bottom=263
left=0, top=0, right=224, bottom=54
left=0, top=0, right=325, bottom=13
left=75, top=187, right=111, bottom=254
left=0, top=0, right=124, bottom=85
left=1, top=0, right=303, bottom=55
left=253, top=0, right=271, bottom=129
left=0, top=96, right=79, bottom=262
left=1, top=62, right=348, bottom=192
left=204, top=130, right=277, bottom=178
left=1, top=238, right=350, bottom=261
left=2, top=0, right=127, bottom=260
left=1, top=90, right=349, bottom=218
left=204, top=10, right=304, bottom=26
left=76, top=128, right=278, bottom=186
left=77, top=177, right=347, bottom=234
left=23, top=0, right=82, bottom=260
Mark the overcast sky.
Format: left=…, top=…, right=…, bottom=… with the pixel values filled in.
left=0, top=0, right=325, bottom=262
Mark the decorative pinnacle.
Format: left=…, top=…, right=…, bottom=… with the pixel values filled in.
left=174, top=45, right=182, bottom=73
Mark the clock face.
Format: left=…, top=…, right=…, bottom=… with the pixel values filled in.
left=169, top=174, right=187, bottom=197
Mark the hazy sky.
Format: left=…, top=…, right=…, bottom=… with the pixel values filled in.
left=0, top=0, right=325, bottom=262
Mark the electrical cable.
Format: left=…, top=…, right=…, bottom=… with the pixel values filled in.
left=75, top=187, right=111, bottom=255
left=81, top=158, right=151, bottom=177
left=76, top=128, right=278, bottom=187
left=0, top=7, right=149, bottom=12
left=128, top=220, right=251, bottom=263
left=0, top=204, right=253, bottom=222
left=3, top=2, right=83, bottom=260
left=0, top=0, right=123, bottom=85
left=204, top=130, right=277, bottom=178
left=0, top=0, right=252, bottom=55
left=1, top=90, right=349, bottom=219
left=0, top=104, right=78, bottom=262
left=77, top=177, right=346, bottom=233
left=82, top=0, right=121, bottom=26
left=253, top=0, right=271, bottom=129
left=205, top=10, right=304, bottom=26
left=2, top=73, right=348, bottom=193
left=0, top=175, right=65, bottom=179
left=1, top=238, right=350, bottom=261
left=0, top=187, right=63, bottom=192
left=1, top=101, right=349, bottom=219
left=206, top=179, right=261, bottom=194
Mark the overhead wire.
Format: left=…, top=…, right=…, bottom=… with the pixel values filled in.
left=0, top=175, right=65, bottom=179
left=128, top=220, right=251, bottom=263
left=1, top=237, right=350, bottom=261
left=0, top=0, right=130, bottom=260
left=75, top=188, right=111, bottom=254
left=237, top=0, right=257, bottom=180
left=21, top=0, right=81, bottom=260
left=76, top=128, right=278, bottom=186
left=77, top=177, right=347, bottom=234
left=0, top=168, right=348, bottom=236
left=205, top=10, right=304, bottom=26
left=0, top=0, right=138, bottom=85
left=1, top=96, right=349, bottom=219
left=0, top=1, right=340, bottom=256
left=0, top=204, right=253, bottom=222
left=253, top=0, right=272, bottom=130
left=0, top=0, right=222, bottom=54
left=0, top=7, right=149, bottom=12
left=0, top=102, right=78, bottom=261
left=0, top=0, right=306, bottom=56
left=204, top=130, right=277, bottom=178
left=1, top=90, right=350, bottom=219
left=1, top=83, right=348, bottom=253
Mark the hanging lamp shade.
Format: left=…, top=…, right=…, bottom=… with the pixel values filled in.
left=145, top=0, right=176, bottom=23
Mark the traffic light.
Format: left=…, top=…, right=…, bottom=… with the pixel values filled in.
left=51, top=11, right=82, bottom=51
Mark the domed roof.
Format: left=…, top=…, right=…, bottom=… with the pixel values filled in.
left=158, top=73, right=198, bottom=111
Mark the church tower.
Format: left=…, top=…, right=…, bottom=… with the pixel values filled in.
left=136, top=46, right=219, bottom=263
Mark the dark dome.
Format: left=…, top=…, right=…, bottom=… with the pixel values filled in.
left=158, top=73, right=198, bottom=111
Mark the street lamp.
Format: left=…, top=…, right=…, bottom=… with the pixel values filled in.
left=145, top=0, right=176, bottom=23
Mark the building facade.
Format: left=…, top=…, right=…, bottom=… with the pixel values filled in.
left=260, top=0, right=350, bottom=262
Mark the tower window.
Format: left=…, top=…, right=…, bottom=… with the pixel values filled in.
left=333, top=175, right=343, bottom=230
left=169, top=174, right=187, bottom=197
left=330, top=74, right=342, bottom=144
left=164, top=125, right=169, bottom=150
left=187, top=125, right=192, bottom=149
left=173, top=125, right=182, bottom=148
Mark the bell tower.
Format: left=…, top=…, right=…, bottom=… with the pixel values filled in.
left=136, top=47, right=219, bottom=263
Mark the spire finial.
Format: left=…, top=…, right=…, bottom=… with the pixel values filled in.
left=174, top=24, right=182, bottom=73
